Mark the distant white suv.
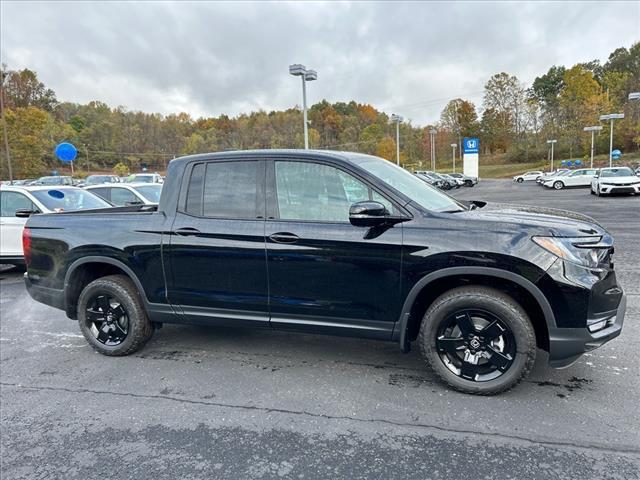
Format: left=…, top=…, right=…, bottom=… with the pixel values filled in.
left=513, top=171, right=543, bottom=183
left=591, top=167, right=640, bottom=196
left=542, top=168, right=599, bottom=189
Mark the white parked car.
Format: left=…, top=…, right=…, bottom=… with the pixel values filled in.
left=85, top=183, right=162, bottom=206
left=536, top=169, right=570, bottom=184
left=0, top=186, right=111, bottom=265
left=542, top=168, right=599, bottom=189
left=124, top=173, right=163, bottom=184
left=591, top=167, right=640, bottom=196
left=513, top=171, right=543, bottom=183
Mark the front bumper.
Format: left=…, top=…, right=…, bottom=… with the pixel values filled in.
left=548, top=293, right=626, bottom=368
left=598, top=184, right=640, bottom=194
left=24, top=272, right=65, bottom=310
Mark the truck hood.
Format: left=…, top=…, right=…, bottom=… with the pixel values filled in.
left=458, top=202, right=606, bottom=236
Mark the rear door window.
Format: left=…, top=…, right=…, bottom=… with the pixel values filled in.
left=184, top=161, right=262, bottom=219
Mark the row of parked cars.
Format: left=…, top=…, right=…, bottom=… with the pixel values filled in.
left=513, top=166, right=640, bottom=196
left=414, top=170, right=478, bottom=190
left=0, top=175, right=164, bottom=265
left=5, top=172, right=164, bottom=187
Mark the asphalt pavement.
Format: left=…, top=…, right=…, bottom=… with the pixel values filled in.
left=1, top=179, right=639, bottom=479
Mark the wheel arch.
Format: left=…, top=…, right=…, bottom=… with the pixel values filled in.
left=64, top=256, right=149, bottom=319
left=395, top=267, right=555, bottom=353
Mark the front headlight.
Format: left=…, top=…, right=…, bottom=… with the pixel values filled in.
left=532, top=236, right=611, bottom=269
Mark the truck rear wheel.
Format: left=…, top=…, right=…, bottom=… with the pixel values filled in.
left=419, top=286, right=536, bottom=395
left=77, top=274, right=154, bottom=356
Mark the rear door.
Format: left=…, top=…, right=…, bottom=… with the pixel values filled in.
left=166, top=159, right=269, bottom=327
left=0, top=191, right=38, bottom=257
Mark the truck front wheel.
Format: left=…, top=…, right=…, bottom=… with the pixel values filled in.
left=77, top=274, right=154, bottom=356
left=419, top=286, right=536, bottom=395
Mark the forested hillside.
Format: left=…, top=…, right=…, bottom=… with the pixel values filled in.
left=1, top=42, right=638, bottom=178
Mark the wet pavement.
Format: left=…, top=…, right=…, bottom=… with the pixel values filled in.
left=1, top=179, right=639, bottom=479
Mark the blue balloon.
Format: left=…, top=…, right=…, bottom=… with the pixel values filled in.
left=575, top=159, right=582, bottom=165
left=611, top=149, right=622, bottom=160
left=55, top=142, right=77, bottom=162
left=567, top=160, right=573, bottom=167
left=560, top=160, right=567, bottom=166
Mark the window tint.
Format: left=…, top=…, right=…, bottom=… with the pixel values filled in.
left=275, top=161, right=393, bottom=222
left=110, top=188, right=140, bottom=206
left=186, top=163, right=205, bottom=215
left=0, top=191, right=37, bottom=217
left=201, top=161, right=260, bottom=218
left=88, top=187, right=111, bottom=202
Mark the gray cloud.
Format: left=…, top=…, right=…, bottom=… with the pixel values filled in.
left=2, top=1, right=638, bottom=125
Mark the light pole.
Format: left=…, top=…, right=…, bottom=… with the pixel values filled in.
left=583, top=126, right=602, bottom=168
left=289, top=64, right=317, bottom=150
left=546, top=139, right=557, bottom=172
left=599, top=113, right=624, bottom=167
left=391, top=114, right=403, bottom=166
left=429, top=129, right=437, bottom=170
left=450, top=143, right=457, bottom=172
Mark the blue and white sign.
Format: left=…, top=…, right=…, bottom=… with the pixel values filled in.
left=463, top=137, right=479, bottom=154
left=55, top=142, right=78, bottom=163
left=611, top=149, right=622, bottom=160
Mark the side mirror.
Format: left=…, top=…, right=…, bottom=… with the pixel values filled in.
left=349, top=201, right=389, bottom=227
left=15, top=209, right=38, bottom=218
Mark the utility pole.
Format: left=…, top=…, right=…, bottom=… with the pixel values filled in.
left=430, top=128, right=437, bottom=171
left=0, top=72, right=13, bottom=184
left=450, top=143, right=457, bottom=172
left=84, top=144, right=90, bottom=173
left=391, top=114, right=403, bottom=166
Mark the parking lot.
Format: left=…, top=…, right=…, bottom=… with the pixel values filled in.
left=1, top=179, right=638, bottom=479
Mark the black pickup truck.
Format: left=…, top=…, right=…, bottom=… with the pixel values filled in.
left=24, top=150, right=626, bottom=394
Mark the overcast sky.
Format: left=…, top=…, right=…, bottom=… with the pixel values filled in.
left=1, top=1, right=639, bottom=126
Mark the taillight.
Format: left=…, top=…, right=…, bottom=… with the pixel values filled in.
left=22, top=227, right=32, bottom=266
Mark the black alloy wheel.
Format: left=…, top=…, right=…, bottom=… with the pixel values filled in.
left=419, top=286, right=536, bottom=395
left=435, top=309, right=516, bottom=382
left=85, top=294, right=129, bottom=346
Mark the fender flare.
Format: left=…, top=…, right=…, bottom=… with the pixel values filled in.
left=64, top=256, right=151, bottom=310
left=395, top=266, right=557, bottom=352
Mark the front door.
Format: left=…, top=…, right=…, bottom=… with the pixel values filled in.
left=166, top=159, right=269, bottom=327
left=265, top=159, right=403, bottom=339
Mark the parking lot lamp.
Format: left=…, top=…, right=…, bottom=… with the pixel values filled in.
left=391, top=114, right=403, bottom=166
left=583, top=126, right=603, bottom=168
left=546, top=139, right=557, bottom=171
left=430, top=129, right=437, bottom=170
left=450, top=143, right=457, bottom=172
left=289, top=64, right=317, bottom=149
left=599, top=113, right=625, bottom=167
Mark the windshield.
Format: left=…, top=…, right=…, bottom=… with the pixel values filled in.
left=132, top=184, right=162, bottom=203
left=600, top=168, right=634, bottom=178
left=126, top=175, right=153, bottom=183
left=31, top=188, right=111, bottom=212
left=349, top=155, right=465, bottom=212
left=86, top=175, right=114, bottom=185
